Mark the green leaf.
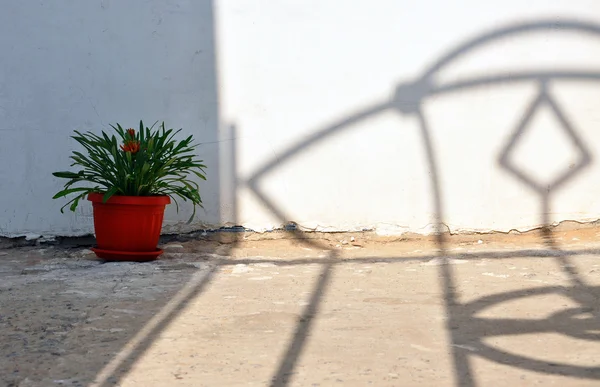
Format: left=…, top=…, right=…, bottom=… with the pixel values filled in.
left=52, top=171, right=81, bottom=179
left=102, top=186, right=120, bottom=203
left=69, top=196, right=81, bottom=212
left=52, top=187, right=92, bottom=199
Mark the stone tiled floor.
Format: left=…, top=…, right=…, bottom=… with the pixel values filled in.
left=1, top=229, right=600, bottom=386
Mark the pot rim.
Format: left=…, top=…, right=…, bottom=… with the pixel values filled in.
left=87, top=192, right=171, bottom=206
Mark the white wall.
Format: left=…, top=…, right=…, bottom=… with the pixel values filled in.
left=3, top=1, right=600, bottom=237
left=216, top=0, right=600, bottom=234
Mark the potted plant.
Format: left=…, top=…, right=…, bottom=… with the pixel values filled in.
left=52, top=121, right=206, bottom=261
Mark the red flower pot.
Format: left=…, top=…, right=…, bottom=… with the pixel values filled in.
left=88, top=193, right=171, bottom=261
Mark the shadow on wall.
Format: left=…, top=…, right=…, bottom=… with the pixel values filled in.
left=83, top=19, right=600, bottom=387
left=241, top=20, right=600, bottom=386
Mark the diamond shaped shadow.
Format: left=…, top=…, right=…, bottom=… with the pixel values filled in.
left=498, top=85, right=592, bottom=195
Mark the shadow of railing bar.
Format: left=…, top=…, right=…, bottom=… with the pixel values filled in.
left=242, top=19, right=600, bottom=386
left=92, top=265, right=219, bottom=387
left=213, top=246, right=600, bottom=267
left=270, top=260, right=336, bottom=387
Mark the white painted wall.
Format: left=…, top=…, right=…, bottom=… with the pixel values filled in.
left=216, top=0, right=600, bottom=234
left=3, top=1, right=600, bottom=237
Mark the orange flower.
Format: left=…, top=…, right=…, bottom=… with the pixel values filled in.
left=126, top=128, right=136, bottom=138
left=120, top=140, right=141, bottom=154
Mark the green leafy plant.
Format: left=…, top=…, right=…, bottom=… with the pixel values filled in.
left=52, top=121, right=207, bottom=221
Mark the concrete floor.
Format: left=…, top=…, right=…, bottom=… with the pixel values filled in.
left=1, top=228, right=600, bottom=386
